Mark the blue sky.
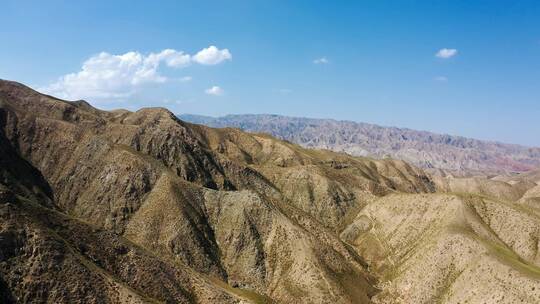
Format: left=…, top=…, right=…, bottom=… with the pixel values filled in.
left=1, top=1, right=540, bottom=146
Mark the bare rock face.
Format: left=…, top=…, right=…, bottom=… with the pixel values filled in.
left=180, top=113, right=540, bottom=176
left=1, top=79, right=540, bottom=303
left=0, top=80, right=436, bottom=303
left=342, top=193, right=540, bottom=303
left=0, top=194, right=242, bottom=303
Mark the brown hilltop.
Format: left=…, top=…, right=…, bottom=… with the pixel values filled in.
left=0, top=79, right=435, bottom=303
left=1, top=79, right=540, bottom=303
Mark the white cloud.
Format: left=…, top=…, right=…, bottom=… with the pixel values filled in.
left=146, top=49, right=191, bottom=69
left=40, top=46, right=231, bottom=101
left=435, top=48, right=458, bottom=59
left=205, top=86, right=224, bottom=96
left=435, top=76, right=448, bottom=82
left=313, top=57, right=329, bottom=64
left=193, top=46, right=232, bottom=65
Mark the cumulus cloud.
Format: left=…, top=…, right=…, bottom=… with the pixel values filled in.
left=205, top=86, right=224, bottom=96
left=147, top=49, right=191, bottom=69
left=313, top=57, right=329, bottom=64
left=435, top=48, right=457, bottom=59
left=193, top=46, right=232, bottom=65
left=40, top=46, right=231, bottom=101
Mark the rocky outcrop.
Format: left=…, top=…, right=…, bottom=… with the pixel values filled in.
left=2, top=79, right=540, bottom=303
left=0, top=79, right=437, bottom=303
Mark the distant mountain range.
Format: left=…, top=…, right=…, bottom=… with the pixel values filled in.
left=180, top=113, right=540, bottom=175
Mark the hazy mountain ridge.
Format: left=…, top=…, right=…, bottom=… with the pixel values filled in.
left=1, top=80, right=540, bottom=303
left=180, top=114, right=540, bottom=175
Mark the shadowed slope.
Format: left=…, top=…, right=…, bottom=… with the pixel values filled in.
left=0, top=79, right=436, bottom=303
left=3, top=79, right=538, bottom=303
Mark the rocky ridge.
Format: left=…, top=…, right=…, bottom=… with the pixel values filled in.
left=1, top=80, right=540, bottom=303
left=180, top=113, right=540, bottom=175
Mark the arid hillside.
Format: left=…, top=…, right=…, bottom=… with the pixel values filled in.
left=1, top=79, right=540, bottom=303
left=180, top=114, right=540, bottom=176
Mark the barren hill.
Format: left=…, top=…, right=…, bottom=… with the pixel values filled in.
left=180, top=114, right=540, bottom=175
left=1, top=80, right=540, bottom=303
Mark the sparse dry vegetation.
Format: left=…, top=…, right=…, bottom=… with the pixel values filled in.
left=1, top=79, right=540, bottom=303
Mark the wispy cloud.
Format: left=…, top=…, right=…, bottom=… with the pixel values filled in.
left=434, top=76, right=448, bottom=82
left=205, top=86, right=224, bottom=96
left=435, top=48, right=458, bottom=59
left=162, top=98, right=194, bottom=105
left=313, top=57, right=329, bottom=64
left=40, top=46, right=231, bottom=102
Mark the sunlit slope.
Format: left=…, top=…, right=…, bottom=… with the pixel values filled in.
left=2, top=79, right=540, bottom=303
left=0, top=79, right=436, bottom=303
left=342, top=193, right=540, bottom=303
